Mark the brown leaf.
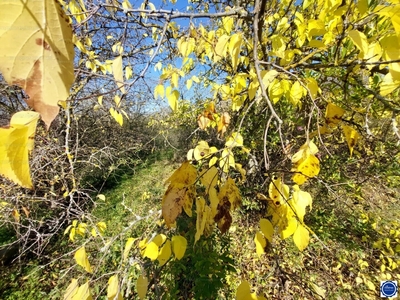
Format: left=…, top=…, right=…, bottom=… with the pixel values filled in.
left=162, top=185, right=187, bottom=227
left=217, top=112, right=230, bottom=137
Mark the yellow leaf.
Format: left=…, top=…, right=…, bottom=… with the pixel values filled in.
left=293, top=224, right=310, bottom=251
left=218, top=177, right=241, bottom=210
left=209, top=157, right=218, bottom=167
left=152, top=234, right=167, bottom=247
left=77, top=223, right=87, bottom=236
left=222, top=16, right=234, bottom=34
left=0, top=111, right=40, bottom=188
left=74, top=247, right=92, bottom=273
left=90, top=228, right=97, bottom=237
left=72, top=281, right=92, bottom=300
left=260, top=218, right=274, bottom=243
left=342, top=125, right=359, bottom=156
left=268, top=176, right=289, bottom=206
left=262, top=70, right=279, bottom=88
left=69, top=228, right=76, bottom=242
left=306, top=77, right=319, bottom=100
left=220, top=149, right=235, bottom=173
left=254, top=232, right=266, bottom=257
left=63, top=278, right=79, bottom=300
left=125, top=65, right=132, bottom=80
left=225, top=132, right=244, bottom=148
left=165, top=161, right=197, bottom=186
left=143, top=241, right=159, bottom=261
left=154, top=84, right=165, bottom=99
left=114, top=95, right=121, bottom=107
left=165, top=86, right=179, bottom=111
left=193, top=141, right=216, bottom=161
left=366, top=280, right=375, bottom=291
left=200, top=166, right=218, bottom=190
left=292, top=154, right=320, bottom=185
left=171, top=235, right=187, bottom=260
left=348, top=30, right=369, bottom=57
left=113, top=55, right=125, bottom=93
left=291, top=185, right=312, bottom=222
left=195, top=197, right=207, bottom=243
left=109, top=107, right=123, bottom=126
left=0, top=0, right=74, bottom=127
left=236, top=281, right=253, bottom=300
left=268, top=79, right=283, bottom=104
left=158, top=240, right=172, bottom=266
left=136, top=275, right=148, bottom=300
left=325, top=103, right=345, bottom=127
left=228, top=33, right=242, bottom=70
left=96, top=222, right=107, bottom=234
left=290, top=81, right=305, bottom=107
left=214, top=34, right=230, bottom=62
left=186, top=79, right=193, bottom=90
left=123, top=237, right=136, bottom=261
left=12, top=208, right=20, bottom=223
left=281, top=217, right=298, bottom=239
left=10, top=111, right=40, bottom=152
left=107, top=275, right=123, bottom=300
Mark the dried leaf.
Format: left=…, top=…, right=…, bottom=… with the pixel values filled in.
left=325, top=103, right=345, bottom=127
left=0, top=0, right=74, bottom=127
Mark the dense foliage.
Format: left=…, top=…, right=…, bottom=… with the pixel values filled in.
left=0, top=0, right=399, bottom=298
